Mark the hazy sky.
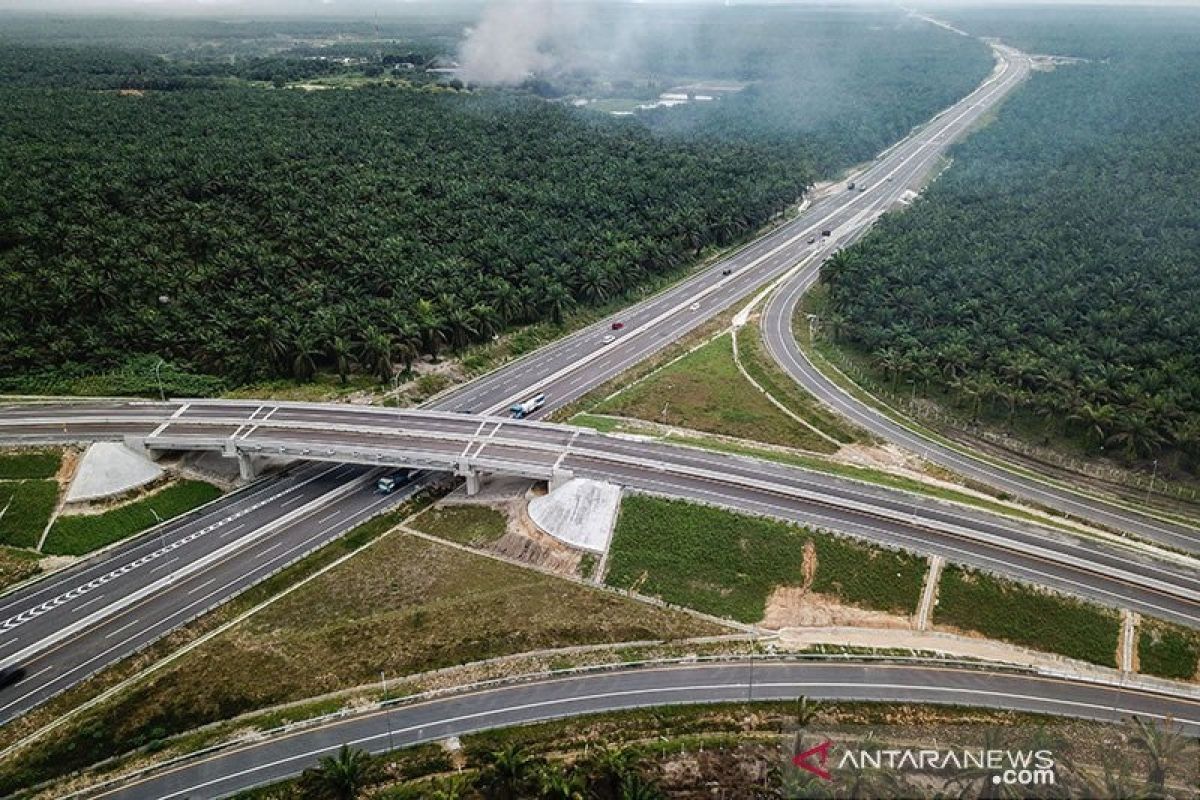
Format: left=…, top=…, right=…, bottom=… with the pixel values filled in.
left=1, top=0, right=1198, bottom=15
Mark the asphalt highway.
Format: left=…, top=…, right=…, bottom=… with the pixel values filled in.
left=413, top=40, right=1198, bottom=555
left=2, top=401, right=1197, bottom=630
left=426, top=44, right=1032, bottom=420
left=84, top=661, right=1200, bottom=799
left=0, top=43, right=1038, bottom=730
left=0, top=459, right=420, bottom=725
left=1, top=32, right=1192, bottom=795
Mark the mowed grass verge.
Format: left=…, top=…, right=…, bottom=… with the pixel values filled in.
left=934, top=565, right=1121, bottom=667
left=606, top=494, right=927, bottom=623
left=42, top=480, right=222, bottom=556
left=0, top=448, right=62, bottom=480
left=4, top=531, right=720, bottom=790
left=594, top=333, right=837, bottom=453
left=410, top=504, right=507, bottom=547
left=0, top=479, right=58, bottom=549
left=735, top=324, right=863, bottom=445
left=1138, top=619, right=1200, bottom=681
left=0, top=545, right=41, bottom=591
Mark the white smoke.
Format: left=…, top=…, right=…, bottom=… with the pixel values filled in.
left=458, top=0, right=590, bottom=86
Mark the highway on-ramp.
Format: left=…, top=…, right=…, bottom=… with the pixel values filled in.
left=81, top=660, right=1200, bottom=799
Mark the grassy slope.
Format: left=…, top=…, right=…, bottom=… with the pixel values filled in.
left=0, top=449, right=62, bottom=479
left=606, top=494, right=926, bottom=622
left=2, top=531, right=720, bottom=790
left=0, top=480, right=58, bottom=549
left=1138, top=619, right=1200, bottom=681
left=0, top=545, right=41, bottom=591
left=934, top=565, right=1121, bottom=667
left=736, top=323, right=863, bottom=444
left=42, top=480, right=222, bottom=556
left=409, top=504, right=508, bottom=547
left=595, top=333, right=837, bottom=453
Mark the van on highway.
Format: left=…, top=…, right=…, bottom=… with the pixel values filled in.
left=376, top=470, right=412, bottom=494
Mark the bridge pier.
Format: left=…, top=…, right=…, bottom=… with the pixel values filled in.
left=122, top=436, right=164, bottom=462
left=549, top=469, right=575, bottom=493
left=464, top=471, right=482, bottom=496
left=236, top=452, right=260, bottom=481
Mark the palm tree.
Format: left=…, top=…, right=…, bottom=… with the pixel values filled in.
left=329, top=335, right=354, bottom=386
left=475, top=743, right=539, bottom=800
left=359, top=326, right=393, bottom=384
left=300, top=744, right=370, bottom=800
left=585, top=745, right=636, bottom=800
left=414, top=298, right=445, bottom=361
left=618, top=772, right=665, bottom=800
left=537, top=761, right=585, bottom=799
left=1128, top=716, right=1190, bottom=798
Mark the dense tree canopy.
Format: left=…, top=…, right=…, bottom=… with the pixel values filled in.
left=821, top=10, right=1200, bottom=468
left=0, top=8, right=991, bottom=393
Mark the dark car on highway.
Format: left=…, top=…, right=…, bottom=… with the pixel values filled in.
left=0, top=666, right=26, bottom=690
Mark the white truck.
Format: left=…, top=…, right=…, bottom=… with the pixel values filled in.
left=509, top=393, right=546, bottom=419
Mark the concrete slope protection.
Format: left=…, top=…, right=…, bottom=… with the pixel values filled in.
left=0, top=460, right=420, bottom=726
left=83, top=661, right=1200, bottom=799
left=2, top=401, right=1198, bottom=630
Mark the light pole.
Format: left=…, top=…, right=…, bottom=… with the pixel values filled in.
left=152, top=359, right=166, bottom=402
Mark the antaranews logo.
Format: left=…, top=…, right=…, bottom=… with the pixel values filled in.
left=793, top=739, right=1056, bottom=788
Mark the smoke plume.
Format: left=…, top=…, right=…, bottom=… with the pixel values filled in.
left=458, top=0, right=589, bottom=86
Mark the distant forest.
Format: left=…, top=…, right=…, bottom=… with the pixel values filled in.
left=0, top=8, right=990, bottom=394
left=822, top=9, right=1200, bottom=469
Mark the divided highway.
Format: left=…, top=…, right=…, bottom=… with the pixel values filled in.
left=86, top=661, right=1200, bottom=799
left=2, top=400, right=1198, bottom=633
left=0, top=459, right=420, bottom=725
left=4, top=30, right=1197, bottom=799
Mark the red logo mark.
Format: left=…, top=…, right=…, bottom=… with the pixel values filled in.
left=793, top=739, right=834, bottom=781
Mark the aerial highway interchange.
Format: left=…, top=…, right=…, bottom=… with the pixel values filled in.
left=2, top=36, right=1198, bottom=798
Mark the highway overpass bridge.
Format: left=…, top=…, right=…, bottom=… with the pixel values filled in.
left=3, top=399, right=1199, bottom=630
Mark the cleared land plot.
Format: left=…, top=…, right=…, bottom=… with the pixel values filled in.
left=606, top=494, right=926, bottom=623
left=0, top=479, right=58, bottom=549
left=594, top=333, right=837, bottom=453
left=0, top=448, right=62, bottom=480
left=934, top=565, right=1121, bottom=667
left=1138, top=619, right=1200, bottom=681
left=42, top=479, right=221, bottom=556
left=11, top=532, right=720, bottom=784
left=0, top=545, right=40, bottom=591
left=410, top=504, right=507, bottom=547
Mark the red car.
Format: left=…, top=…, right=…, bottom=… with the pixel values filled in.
left=611, top=321, right=625, bottom=330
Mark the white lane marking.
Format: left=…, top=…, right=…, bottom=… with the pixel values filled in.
left=186, top=578, right=217, bottom=596
left=103, top=618, right=140, bottom=640
left=219, top=523, right=246, bottom=539
left=0, top=485, right=411, bottom=722
left=0, top=465, right=343, bottom=635
left=316, top=510, right=342, bottom=525
left=148, top=403, right=190, bottom=439
left=138, top=672, right=1200, bottom=800
left=150, top=557, right=180, bottom=574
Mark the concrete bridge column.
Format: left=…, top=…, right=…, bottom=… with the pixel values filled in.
left=549, top=469, right=575, bottom=493
left=464, top=470, right=482, bottom=496
left=236, top=452, right=259, bottom=481
left=123, top=436, right=163, bottom=461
